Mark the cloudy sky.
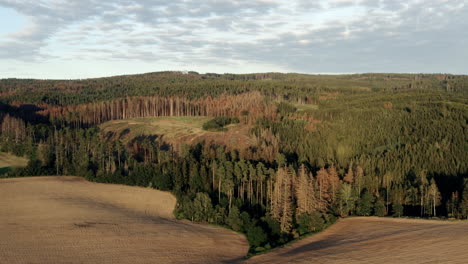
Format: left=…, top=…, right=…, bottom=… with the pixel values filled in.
left=0, top=0, right=466, bottom=79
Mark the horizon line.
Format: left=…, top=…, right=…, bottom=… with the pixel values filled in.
left=1, top=70, right=466, bottom=81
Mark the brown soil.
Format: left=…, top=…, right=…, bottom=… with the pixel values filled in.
left=244, top=217, right=468, bottom=264
left=0, top=177, right=248, bottom=264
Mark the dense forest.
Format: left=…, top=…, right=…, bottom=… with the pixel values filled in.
left=1, top=72, right=467, bottom=253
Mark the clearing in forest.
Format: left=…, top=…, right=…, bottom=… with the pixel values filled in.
left=0, top=152, right=28, bottom=174
left=100, top=116, right=254, bottom=151
left=245, top=217, right=468, bottom=264
left=0, top=176, right=248, bottom=264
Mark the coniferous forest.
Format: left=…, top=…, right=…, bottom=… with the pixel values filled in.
left=1, top=72, right=467, bottom=253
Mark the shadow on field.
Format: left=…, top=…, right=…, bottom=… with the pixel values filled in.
left=277, top=224, right=440, bottom=259
left=54, top=194, right=226, bottom=236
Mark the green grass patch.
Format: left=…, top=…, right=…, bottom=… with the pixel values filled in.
left=295, top=104, right=319, bottom=112
left=0, top=152, right=28, bottom=175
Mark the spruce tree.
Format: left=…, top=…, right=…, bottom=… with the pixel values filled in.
left=357, top=189, right=373, bottom=216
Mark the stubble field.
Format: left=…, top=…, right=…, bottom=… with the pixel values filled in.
left=245, top=217, right=468, bottom=264
left=0, top=177, right=248, bottom=264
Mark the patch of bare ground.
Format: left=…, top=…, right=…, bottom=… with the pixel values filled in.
left=0, top=177, right=248, bottom=264
left=244, top=217, right=468, bottom=264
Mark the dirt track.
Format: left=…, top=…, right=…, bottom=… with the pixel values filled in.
left=0, top=177, right=248, bottom=264
left=245, top=217, right=468, bottom=264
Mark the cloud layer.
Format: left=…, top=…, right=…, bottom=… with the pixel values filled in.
left=0, top=0, right=467, bottom=78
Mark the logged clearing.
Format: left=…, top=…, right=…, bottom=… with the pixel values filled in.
left=245, top=217, right=468, bottom=264
left=0, top=152, right=28, bottom=168
left=100, top=116, right=211, bottom=140
left=0, top=177, right=248, bottom=264
left=100, top=116, right=254, bottom=151
left=0, top=152, right=28, bottom=173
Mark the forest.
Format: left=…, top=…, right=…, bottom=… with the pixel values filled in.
left=0, top=72, right=467, bottom=253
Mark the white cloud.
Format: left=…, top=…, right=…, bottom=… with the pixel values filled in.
left=0, top=0, right=467, bottom=78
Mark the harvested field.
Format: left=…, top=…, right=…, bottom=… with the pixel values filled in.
left=0, top=177, right=248, bottom=264
left=245, top=217, right=468, bottom=264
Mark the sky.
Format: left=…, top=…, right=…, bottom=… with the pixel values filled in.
left=0, top=0, right=467, bottom=79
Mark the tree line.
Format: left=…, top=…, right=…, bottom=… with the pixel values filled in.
left=37, top=92, right=274, bottom=127
left=1, top=72, right=467, bottom=107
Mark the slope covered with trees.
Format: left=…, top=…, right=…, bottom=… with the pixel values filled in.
left=1, top=72, right=467, bottom=253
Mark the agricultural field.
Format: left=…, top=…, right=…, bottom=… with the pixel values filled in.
left=0, top=152, right=28, bottom=174
left=1, top=176, right=466, bottom=264
left=100, top=116, right=255, bottom=151
left=0, top=177, right=248, bottom=264
left=245, top=217, right=468, bottom=264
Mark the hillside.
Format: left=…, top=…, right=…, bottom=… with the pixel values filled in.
left=2, top=0, right=468, bottom=261
left=1, top=72, right=467, bottom=107
left=245, top=217, right=468, bottom=264
left=0, top=177, right=248, bottom=263
left=100, top=116, right=255, bottom=153
left=1, top=71, right=467, bottom=254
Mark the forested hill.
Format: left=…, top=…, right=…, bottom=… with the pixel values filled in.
left=1, top=71, right=467, bottom=254
left=1, top=72, right=467, bottom=106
